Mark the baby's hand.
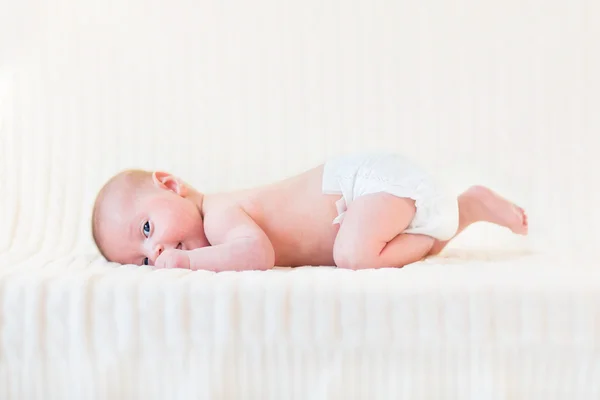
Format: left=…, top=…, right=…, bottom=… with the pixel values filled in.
left=155, top=249, right=191, bottom=269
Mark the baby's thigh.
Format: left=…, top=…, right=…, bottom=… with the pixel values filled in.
left=333, top=193, right=416, bottom=261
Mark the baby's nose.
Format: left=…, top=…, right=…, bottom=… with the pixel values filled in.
left=153, top=244, right=164, bottom=260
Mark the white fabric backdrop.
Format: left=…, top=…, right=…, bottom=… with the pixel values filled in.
left=2, top=3, right=600, bottom=399
left=1, top=0, right=599, bottom=260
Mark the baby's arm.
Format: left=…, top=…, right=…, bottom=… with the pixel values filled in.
left=156, top=207, right=275, bottom=272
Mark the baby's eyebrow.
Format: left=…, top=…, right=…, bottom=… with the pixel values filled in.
left=129, top=218, right=139, bottom=241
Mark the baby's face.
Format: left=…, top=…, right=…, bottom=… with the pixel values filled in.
left=98, top=173, right=209, bottom=266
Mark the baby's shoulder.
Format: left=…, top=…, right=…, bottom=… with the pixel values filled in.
left=202, top=203, right=261, bottom=241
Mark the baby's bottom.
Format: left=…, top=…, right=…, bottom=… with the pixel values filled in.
left=333, top=187, right=528, bottom=269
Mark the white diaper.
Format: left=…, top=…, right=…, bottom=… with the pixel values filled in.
left=322, top=153, right=459, bottom=241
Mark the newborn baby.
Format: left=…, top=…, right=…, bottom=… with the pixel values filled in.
left=92, top=153, right=528, bottom=271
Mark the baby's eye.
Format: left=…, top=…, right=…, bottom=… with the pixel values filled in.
left=142, top=257, right=149, bottom=266
left=143, top=221, right=151, bottom=237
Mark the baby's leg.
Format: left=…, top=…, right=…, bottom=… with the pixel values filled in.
left=333, top=193, right=434, bottom=269
left=428, top=185, right=528, bottom=255
left=333, top=186, right=528, bottom=269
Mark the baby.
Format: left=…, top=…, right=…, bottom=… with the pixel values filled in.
left=92, top=153, right=528, bottom=271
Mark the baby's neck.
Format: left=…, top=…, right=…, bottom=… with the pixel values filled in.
left=185, top=188, right=206, bottom=217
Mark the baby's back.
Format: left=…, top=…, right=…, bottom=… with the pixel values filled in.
left=242, top=165, right=341, bottom=267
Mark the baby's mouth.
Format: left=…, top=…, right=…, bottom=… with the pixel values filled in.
left=176, top=242, right=183, bottom=250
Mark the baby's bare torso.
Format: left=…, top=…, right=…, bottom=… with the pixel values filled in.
left=203, top=165, right=341, bottom=266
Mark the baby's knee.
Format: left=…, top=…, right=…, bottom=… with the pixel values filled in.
left=333, top=244, right=377, bottom=270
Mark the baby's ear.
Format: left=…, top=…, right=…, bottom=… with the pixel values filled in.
left=152, top=171, right=188, bottom=196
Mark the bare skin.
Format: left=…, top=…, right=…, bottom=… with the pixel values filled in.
left=94, top=165, right=528, bottom=271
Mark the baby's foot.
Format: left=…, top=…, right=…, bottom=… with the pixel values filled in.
left=464, top=185, right=528, bottom=235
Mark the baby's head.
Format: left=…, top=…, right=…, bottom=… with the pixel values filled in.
left=92, top=170, right=209, bottom=266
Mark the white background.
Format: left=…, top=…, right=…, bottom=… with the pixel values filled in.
left=1, top=0, right=599, bottom=259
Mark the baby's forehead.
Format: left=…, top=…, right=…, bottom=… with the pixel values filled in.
left=93, top=170, right=153, bottom=262
left=100, top=183, right=137, bottom=213
left=95, top=192, right=144, bottom=261
left=96, top=176, right=149, bottom=231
